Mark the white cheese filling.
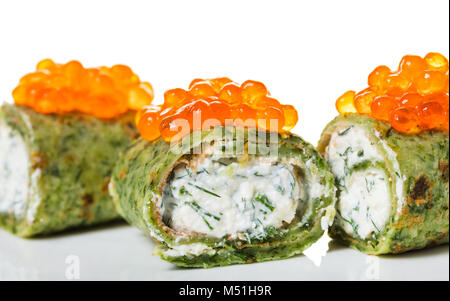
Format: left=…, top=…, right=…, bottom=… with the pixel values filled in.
left=325, top=125, right=395, bottom=239
left=162, top=155, right=301, bottom=239
left=325, top=126, right=383, bottom=179
left=0, top=122, right=29, bottom=217
left=338, top=169, right=390, bottom=238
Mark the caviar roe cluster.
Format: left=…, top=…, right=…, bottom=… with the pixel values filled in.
left=12, top=59, right=154, bottom=119
left=336, top=52, right=449, bottom=133
left=136, top=78, right=299, bottom=142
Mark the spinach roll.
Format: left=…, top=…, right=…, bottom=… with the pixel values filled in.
left=320, top=52, right=449, bottom=254
left=111, top=77, right=336, bottom=267
left=318, top=114, right=448, bottom=254
left=110, top=127, right=336, bottom=267
left=0, top=59, right=153, bottom=237
left=0, top=103, right=138, bottom=237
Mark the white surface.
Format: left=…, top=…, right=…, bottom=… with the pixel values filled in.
left=0, top=223, right=448, bottom=281
left=0, top=0, right=449, bottom=281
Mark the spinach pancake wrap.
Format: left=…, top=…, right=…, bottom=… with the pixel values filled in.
left=110, top=127, right=336, bottom=267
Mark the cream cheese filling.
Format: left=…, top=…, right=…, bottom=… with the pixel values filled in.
left=325, top=125, right=400, bottom=239
left=337, top=169, right=391, bottom=238
left=0, top=122, right=29, bottom=218
left=161, top=155, right=301, bottom=239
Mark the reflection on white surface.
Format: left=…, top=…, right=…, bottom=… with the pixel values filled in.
left=0, top=253, right=40, bottom=280
left=0, top=223, right=448, bottom=281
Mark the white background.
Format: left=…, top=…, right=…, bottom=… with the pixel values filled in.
left=1, top=0, right=449, bottom=143
left=0, top=0, right=449, bottom=280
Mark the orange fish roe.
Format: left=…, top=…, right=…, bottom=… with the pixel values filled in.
left=12, top=59, right=154, bottom=119
left=136, top=78, right=299, bottom=142
left=336, top=52, right=449, bottom=134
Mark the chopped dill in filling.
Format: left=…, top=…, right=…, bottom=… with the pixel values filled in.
left=161, top=152, right=302, bottom=240
left=325, top=125, right=392, bottom=239
left=0, top=122, right=29, bottom=217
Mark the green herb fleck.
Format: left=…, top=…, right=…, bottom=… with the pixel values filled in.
left=369, top=216, right=381, bottom=233
left=188, top=201, right=221, bottom=230
left=338, top=211, right=359, bottom=235
left=365, top=178, right=375, bottom=193
left=338, top=126, right=353, bottom=136
left=188, top=183, right=221, bottom=198
left=179, top=186, right=191, bottom=196
left=185, top=167, right=193, bottom=178
left=342, top=146, right=353, bottom=157
left=252, top=193, right=275, bottom=212
left=197, top=168, right=209, bottom=175
left=276, top=185, right=286, bottom=195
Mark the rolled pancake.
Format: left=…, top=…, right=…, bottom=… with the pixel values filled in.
left=318, top=113, right=449, bottom=254
left=110, top=126, right=336, bottom=267
left=0, top=103, right=138, bottom=237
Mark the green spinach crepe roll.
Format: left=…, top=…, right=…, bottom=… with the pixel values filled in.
left=0, top=103, right=138, bottom=237
left=318, top=114, right=449, bottom=254
left=110, top=127, right=336, bottom=267
left=0, top=59, right=153, bottom=237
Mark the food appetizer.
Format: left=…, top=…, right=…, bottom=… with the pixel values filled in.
left=318, top=53, right=449, bottom=254
left=0, top=59, right=153, bottom=237
left=110, top=78, right=336, bottom=267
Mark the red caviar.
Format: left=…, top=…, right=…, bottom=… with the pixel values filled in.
left=136, top=78, right=299, bottom=142
left=336, top=53, right=449, bottom=133
left=13, top=59, right=154, bottom=119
